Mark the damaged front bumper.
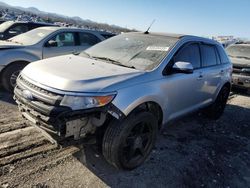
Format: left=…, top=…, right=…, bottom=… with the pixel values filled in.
left=14, top=93, right=124, bottom=140
left=232, top=73, right=250, bottom=89
left=14, top=75, right=125, bottom=140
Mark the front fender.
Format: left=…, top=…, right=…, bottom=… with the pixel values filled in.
left=111, top=81, right=168, bottom=121
left=0, top=49, right=41, bottom=66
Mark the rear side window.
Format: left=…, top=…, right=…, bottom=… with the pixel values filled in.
left=201, top=44, right=218, bottom=67
left=79, top=32, right=100, bottom=46
left=174, top=43, right=201, bottom=69
left=218, top=45, right=230, bottom=64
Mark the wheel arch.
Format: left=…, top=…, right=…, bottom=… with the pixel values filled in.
left=123, top=100, right=164, bottom=129
left=215, top=81, right=231, bottom=99
left=0, top=60, right=30, bottom=81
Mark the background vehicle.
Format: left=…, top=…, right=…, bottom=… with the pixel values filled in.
left=0, top=21, right=56, bottom=40
left=0, top=26, right=114, bottom=91
left=226, top=44, right=250, bottom=90
left=14, top=32, right=232, bottom=170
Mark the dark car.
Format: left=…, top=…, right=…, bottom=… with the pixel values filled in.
left=0, top=21, right=57, bottom=40
left=226, top=44, right=250, bottom=90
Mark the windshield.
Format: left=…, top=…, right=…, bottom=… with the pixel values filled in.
left=226, top=45, right=250, bottom=59
left=81, top=33, right=178, bottom=71
left=0, top=21, right=14, bottom=32
left=9, top=27, right=56, bottom=45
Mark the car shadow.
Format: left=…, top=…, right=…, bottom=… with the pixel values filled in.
left=0, top=89, right=16, bottom=105
left=72, top=103, right=250, bottom=188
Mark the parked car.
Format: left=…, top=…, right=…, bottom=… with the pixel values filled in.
left=226, top=44, right=250, bottom=90
left=0, top=26, right=114, bottom=91
left=0, top=21, right=57, bottom=40
left=14, top=32, right=232, bottom=170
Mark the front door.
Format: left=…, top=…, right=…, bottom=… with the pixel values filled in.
left=163, top=43, right=206, bottom=120
left=42, top=32, right=78, bottom=59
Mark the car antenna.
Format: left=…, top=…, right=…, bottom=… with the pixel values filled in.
left=144, top=19, right=155, bottom=34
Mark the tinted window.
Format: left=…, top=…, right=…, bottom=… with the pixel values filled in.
left=79, top=32, right=100, bottom=46
left=201, top=44, right=217, bottom=67
left=218, top=45, right=230, bottom=64
left=174, top=43, right=201, bottom=69
left=9, top=24, right=29, bottom=34
left=50, top=32, right=75, bottom=47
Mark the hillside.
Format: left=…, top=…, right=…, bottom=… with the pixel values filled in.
left=0, top=1, right=134, bottom=33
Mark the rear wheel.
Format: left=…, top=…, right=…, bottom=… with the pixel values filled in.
left=102, top=111, right=158, bottom=170
left=1, top=62, right=27, bottom=92
left=203, top=86, right=230, bottom=119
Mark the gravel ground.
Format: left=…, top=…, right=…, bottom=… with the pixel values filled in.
left=0, top=89, right=249, bottom=188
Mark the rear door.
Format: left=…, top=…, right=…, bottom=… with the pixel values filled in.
left=42, top=31, right=78, bottom=59
left=199, top=44, right=223, bottom=102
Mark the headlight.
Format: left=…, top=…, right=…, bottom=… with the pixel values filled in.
left=60, top=94, right=115, bottom=110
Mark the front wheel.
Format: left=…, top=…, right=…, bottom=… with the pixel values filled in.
left=203, top=86, right=230, bottom=119
left=1, top=63, right=27, bottom=92
left=102, top=111, right=158, bottom=170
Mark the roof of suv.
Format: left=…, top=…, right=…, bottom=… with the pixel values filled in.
left=136, top=32, right=186, bottom=38
left=130, top=32, right=221, bottom=45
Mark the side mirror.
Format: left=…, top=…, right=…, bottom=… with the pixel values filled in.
left=172, top=61, right=194, bottom=74
left=46, top=40, right=57, bottom=47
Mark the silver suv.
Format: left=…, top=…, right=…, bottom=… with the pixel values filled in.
left=14, top=32, right=232, bottom=170
left=0, top=26, right=113, bottom=91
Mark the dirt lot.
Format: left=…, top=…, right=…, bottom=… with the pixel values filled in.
left=0, top=89, right=249, bottom=188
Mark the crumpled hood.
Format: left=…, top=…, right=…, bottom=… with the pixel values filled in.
left=230, top=57, right=250, bottom=67
left=22, top=55, right=144, bottom=92
left=0, top=40, right=23, bottom=49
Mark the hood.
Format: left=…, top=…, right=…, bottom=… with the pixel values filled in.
left=230, top=57, right=250, bottom=68
left=0, top=40, right=23, bottom=49
left=22, top=55, right=144, bottom=92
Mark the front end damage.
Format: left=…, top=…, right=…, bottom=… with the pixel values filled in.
left=14, top=74, right=124, bottom=141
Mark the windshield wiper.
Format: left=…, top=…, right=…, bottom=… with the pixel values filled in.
left=229, top=55, right=250, bottom=60
left=80, top=51, right=91, bottom=57
left=92, top=56, right=136, bottom=69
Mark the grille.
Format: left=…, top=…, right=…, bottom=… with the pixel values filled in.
left=19, top=75, right=59, bottom=98
left=233, top=65, right=250, bottom=76
left=16, top=74, right=63, bottom=106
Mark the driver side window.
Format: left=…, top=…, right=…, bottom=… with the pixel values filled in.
left=174, top=43, right=201, bottom=69
left=48, top=32, right=76, bottom=47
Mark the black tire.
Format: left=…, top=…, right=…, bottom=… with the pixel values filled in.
left=102, top=111, right=158, bottom=170
left=1, top=62, right=27, bottom=92
left=203, top=86, right=230, bottom=119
